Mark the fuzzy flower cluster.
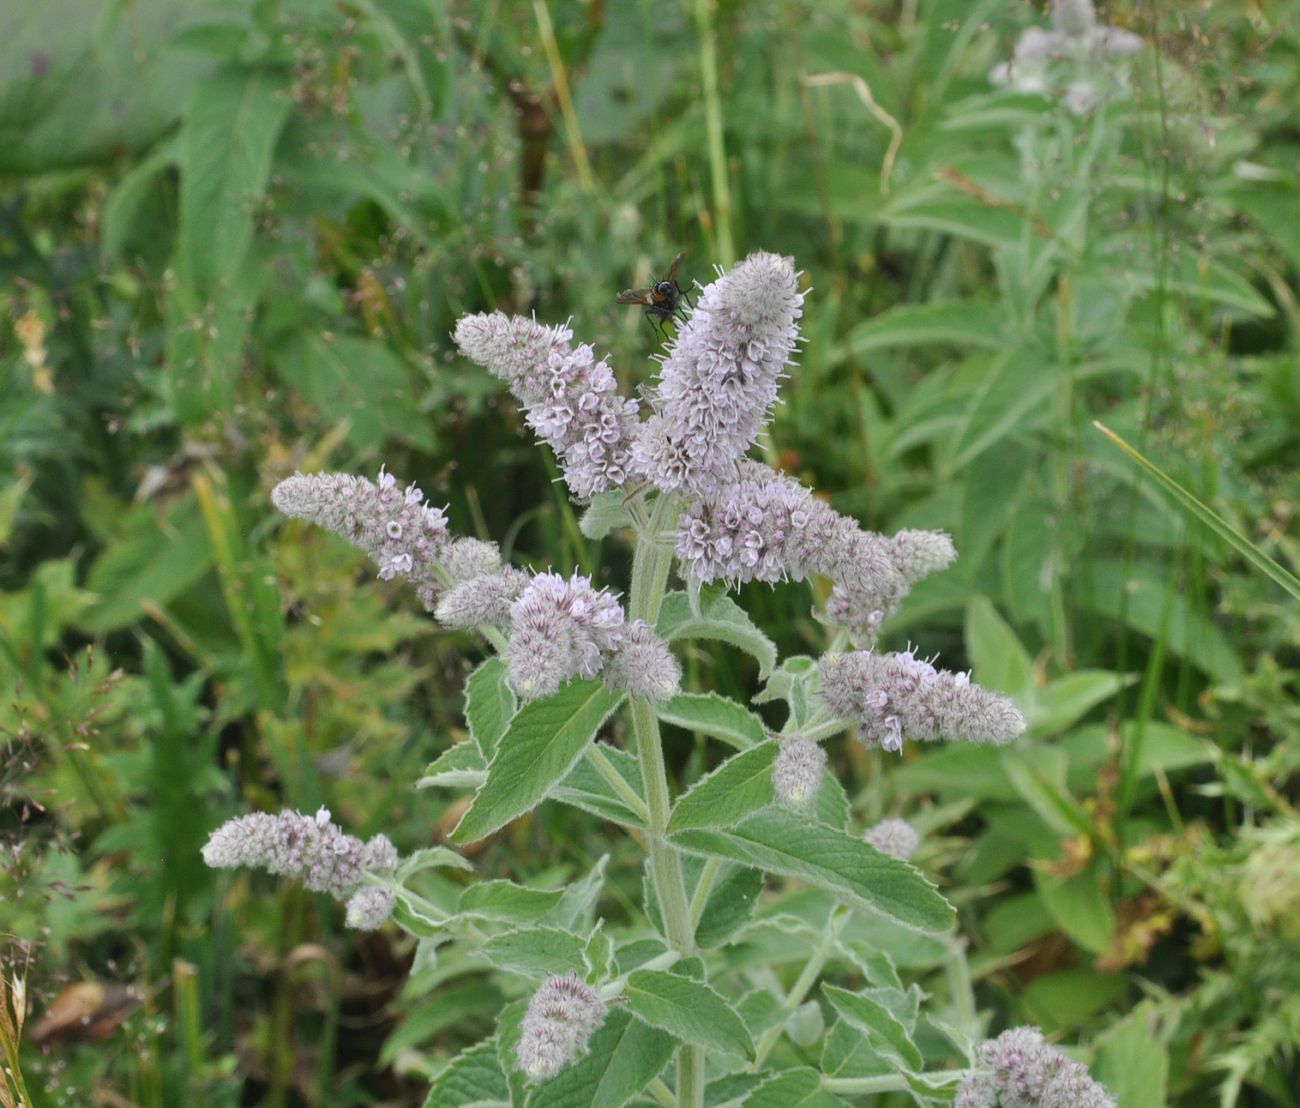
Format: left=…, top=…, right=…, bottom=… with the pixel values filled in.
left=773, top=737, right=826, bottom=810
left=990, top=0, right=1143, bottom=116
left=202, top=807, right=398, bottom=929
left=601, top=619, right=682, bottom=703
left=272, top=469, right=450, bottom=609
left=455, top=314, right=640, bottom=501
left=516, top=973, right=608, bottom=1081
left=632, top=252, right=803, bottom=496
left=818, top=650, right=1026, bottom=754
left=506, top=572, right=627, bottom=700
left=955, top=1027, right=1116, bottom=1108
left=864, top=818, right=921, bottom=861
left=675, top=461, right=955, bottom=642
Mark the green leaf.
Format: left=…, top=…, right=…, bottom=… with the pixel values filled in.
left=822, top=984, right=923, bottom=1071
left=584, top=923, right=615, bottom=981
left=694, top=866, right=764, bottom=950
left=753, top=655, right=819, bottom=729
left=416, top=742, right=486, bottom=790
left=1001, top=748, right=1095, bottom=839
left=526, top=1008, right=677, bottom=1108
left=479, top=926, right=586, bottom=979
left=670, top=808, right=954, bottom=933
left=394, top=847, right=474, bottom=882
left=579, top=491, right=634, bottom=540
left=836, top=301, right=1005, bottom=360
left=880, top=186, right=1023, bottom=249
left=667, top=743, right=778, bottom=833
left=624, top=970, right=753, bottom=1060
left=176, top=67, right=291, bottom=290
left=1093, top=1003, right=1169, bottom=1108
left=466, top=657, right=517, bottom=759
left=964, top=595, right=1034, bottom=697
left=422, top=1039, right=510, bottom=1107
left=543, top=855, right=610, bottom=932
left=657, top=591, right=777, bottom=678
left=1034, top=867, right=1115, bottom=955
left=1124, top=254, right=1274, bottom=317
left=553, top=746, right=646, bottom=829
left=1096, top=422, right=1300, bottom=603
left=452, top=682, right=624, bottom=844
left=947, top=345, right=1049, bottom=470
left=743, top=1068, right=848, bottom=1107
left=1028, top=670, right=1134, bottom=736
left=102, top=140, right=177, bottom=260
left=657, top=692, right=767, bottom=749
left=1019, top=967, right=1126, bottom=1034
left=458, top=881, right=566, bottom=924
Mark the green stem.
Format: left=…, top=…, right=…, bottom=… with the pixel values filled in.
left=822, top=1075, right=912, bottom=1095
left=751, top=908, right=847, bottom=1069
left=694, top=0, right=733, bottom=266
left=627, top=495, right=704, bottom=1107
left=585, top=744, right=651, bottom=823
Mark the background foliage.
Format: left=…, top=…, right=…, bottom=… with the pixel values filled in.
left=2, top=0, right=1298, bottom=1104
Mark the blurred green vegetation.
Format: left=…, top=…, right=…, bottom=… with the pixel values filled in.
left=2, top=0, right=1299, bottom=1104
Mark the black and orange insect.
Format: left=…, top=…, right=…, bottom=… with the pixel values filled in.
left=617, top=252, right=694, bottom=337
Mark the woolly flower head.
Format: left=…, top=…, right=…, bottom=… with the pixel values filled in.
left=632, top=252, right=803, bottom=497
left=990, top=0, right=1143, bottom=116
left=773, top=737, right=826, bottom=810
left=455, top=314, right=640, bottom=502
left=435, top=566, right=531, bottom=631
left=888, top=530, right=957, bottom=585
left=202, top=807, right=397, bottom=902
left=272, top=469, right=450, bottom=609
left=345, top=885, right=397, bottom=931
left=516, top=973, right=608, bottom=1081
left=864, top=818, right=921, bottom=861
left=507, top=572, right=626, bottom=699
left=601, top=620, right=681, bottom=702
left=954, top=1026, right=1116, bottom=1108
left=818, top=650, right=1026, bottom=753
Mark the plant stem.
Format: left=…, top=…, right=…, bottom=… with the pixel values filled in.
left=751, top=907, right=847, bottom=1068
left=694, top=0, right=734, bottom=266
left=628, top=494, right=704, bottom=1107
left=822, top=1075, right=912, bottom=1094
left=585, top=745, right=652, bottom=823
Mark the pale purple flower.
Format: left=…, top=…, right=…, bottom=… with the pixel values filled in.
left=675, top=463, right=950, bottom=643
left=773, top=737, right=826, bottom=810
left=601, top=619, right=681, bottom=702
left=272, top=469, right=450, bottom=610
left=455, top=313, right=640, bottom=502
left=202, top=806, right=397, bottom=902
left=507, top=572, right=626, bottom=699
left=435, top=566, right=532, bottom=631
left=818, top=650, right=1026, bottom=753
left=990, top=0, right=1143, bottom=113
left=345, top=885, right=397, bottom=931
left=632, top=252, right=803, bottom=496
left=955, top=1026, right=1116, bottom=1108
left=516, top=973, right=608, bottom=1081
left=864, top=818, right=920, bottom=861
left=442, top=537, right=505, bottom=584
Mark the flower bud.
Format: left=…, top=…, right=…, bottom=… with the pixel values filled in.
left=516, top=973, right=607, bottom=1081
left=773, top=737, right=826, bottom=810
left=864, top=818, right=920, bottom=861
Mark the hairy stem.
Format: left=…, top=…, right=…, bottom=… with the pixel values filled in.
left=628, top=494, right=704, bottom=1107
left=751, top=907, right=847, bottom=1069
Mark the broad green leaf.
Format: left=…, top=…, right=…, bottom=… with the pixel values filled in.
left=579, top=491, right=634, bottom=540
left=494, top=999, right=530, bottom=1107
left=667, top=743, right=778, bottom=833
left=947, top=345, right=1049, bottom=470
left=821, top=1018, right=894, bottom=1080
left=466, top=658, right=517, bottom=759
left=422, top=1039, right=510, bottom=1107
left=1123, top=254, right=1274, bottom=317
left=553, top=746, right=647, bottom=829
left=658, top=692, right=767, bottom=749
left=584, top=923, right=615, bottom=981
left=394, top=847, right=474, bottom=882
left=694, top=866, right=764, bottom=950
left=479, top=926, right=586, bottom=979
left=1001, top=748, right=1095, bottom=839
left=743, top=1068, right=848, bottom=1107
left=1034, top=867, right=1115, bottom=955
left=670, top=808, right=954, bottom=933
left=837, top=940, right=902, bottom=990
left=543, top=855, right=610, bottom=932
left=1096, top=422, right=1300, bottom=603
left=526, top=1008, right=677, bottom=1108
left=964, top=595, right=1034, bottom=697
left=102, top=140, right=177, bottom=260
left=458, top=881, right=565, bottom=924
left=1019, top=967, right=1126, bottom=1033
left=416, top=743, right=486, bottom=790
left=657, top=591, right=777, bottom=678
left=880, top=187, right=1023, bottom=249
left=822, top=984, right=923, bottom=1071
left=1093, top=1003, right=1169, bottom=1108
left=452, top=682, right=624, bottom=843
left=380, top=980, right=502, bottom=1067
left=177, top=67, right=291, bottom=289
left=624, top=970, right=753, bottom=1060
left=1028, top=670, right=1134, bottom=736
left=753, top=655, right=819, bottom=728
left=837, top=301, right=1005, bottom=360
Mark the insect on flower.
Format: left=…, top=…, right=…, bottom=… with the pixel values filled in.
left=616, top=251, right=694, bottom=338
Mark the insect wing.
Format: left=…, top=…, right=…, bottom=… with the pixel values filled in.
left=662, top=251, right=686, bottom=283
left=617, top=287, right=653, bottom=305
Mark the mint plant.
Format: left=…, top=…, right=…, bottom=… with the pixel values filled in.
left=205, top=251, right=1115, bottom=1105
